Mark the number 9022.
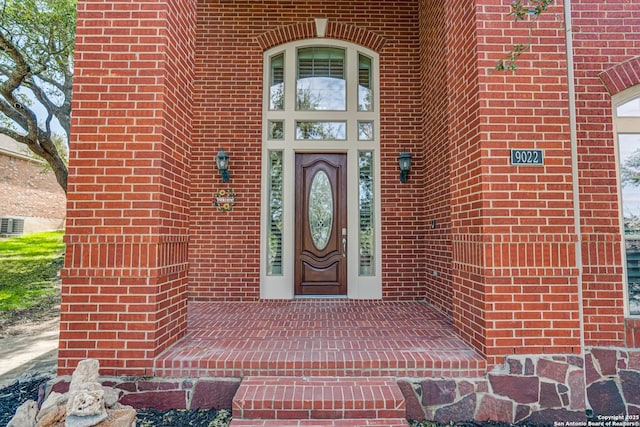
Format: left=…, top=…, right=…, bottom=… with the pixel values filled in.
left=511, top=149, right=543, bottom=165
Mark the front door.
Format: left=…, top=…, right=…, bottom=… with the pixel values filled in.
left=295, top=153, right=347, bottom=295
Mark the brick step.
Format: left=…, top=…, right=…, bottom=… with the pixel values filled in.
left=232, top=376, right=406, bottom=421
left=229, top=419, right=410, bottom=426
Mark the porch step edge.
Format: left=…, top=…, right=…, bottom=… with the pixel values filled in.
left=229, top=418, right=410, bottom=426
left=232, top=376, right=406, bottom=421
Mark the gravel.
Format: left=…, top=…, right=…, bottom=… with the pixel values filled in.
left=137, top=408, right=231, bottom=426
left=0, top=373, right=50, bottom=426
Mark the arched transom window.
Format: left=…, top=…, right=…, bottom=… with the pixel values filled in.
left=261, top=39, right=381, bottom=299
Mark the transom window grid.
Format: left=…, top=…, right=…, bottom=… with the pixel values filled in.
left=266, top=44, right=377, bottom=146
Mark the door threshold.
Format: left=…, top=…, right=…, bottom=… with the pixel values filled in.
left=294, top=295, right=348, bottom=299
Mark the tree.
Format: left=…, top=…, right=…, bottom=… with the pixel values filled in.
left=0, top=0, right=76, bottom=193
left=621, top=148, right=640, bottom=188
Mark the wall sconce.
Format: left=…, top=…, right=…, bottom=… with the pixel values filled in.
left=216, top=149, right=230, bottom=183
left=398, top=150, right=412, bottom=183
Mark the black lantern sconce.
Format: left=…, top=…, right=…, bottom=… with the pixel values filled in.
left=216, top=149, right=230, bottom=183
left=398, top=150, right=412, bottom=183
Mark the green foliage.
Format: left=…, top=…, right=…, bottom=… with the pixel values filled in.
left=0, top=0, right=76, bottom=192
left=509, top=0, right=554, bottom=21
left=0, top=0, right=76, bottom=71
left=0, top=231, right=65, bottom=313
left=495, top=44, right=530, bottom=72
left=495, top=0, right=556, bottom=71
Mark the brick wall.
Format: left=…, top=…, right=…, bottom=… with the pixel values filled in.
left=431, top=0, right=583, bottom=365
left=571, top=0, right=640, bottom=347
left=60, top=0, right=196, bottom=375
left=0, top=150, right=66, bottom=223
left=419, top=0, right=453, bottom=316
left=62, top=0, right=638, bottom=376
left=480, top=0, right=582, bottom=364
left=189, top=0, right=426, bottom=301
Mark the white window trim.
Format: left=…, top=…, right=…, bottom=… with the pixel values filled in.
left=614, top=85, right=640, bottom=317
left=260, top=39, right=382, bottom=299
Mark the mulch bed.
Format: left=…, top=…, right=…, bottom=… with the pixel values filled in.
left=0, top=373, right=50, bottom=426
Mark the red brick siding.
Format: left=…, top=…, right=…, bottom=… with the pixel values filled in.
left=626, top=319, right=640, bottom=348
left=419, top=0, right=454, bottom=316
left=599, top=56, right=640, bottom=96
left=189, top=0, right=426, bottom=302
left=256, top=21, right=387, bottom=52
left=456, top=0, right=581, bottom=365
left=572, top=0, right=640, bottom=346
left=0, top=154, right=66, bottom=221
left=446, top=0, right=488, bottom=358
left=62, top=0, right=638, bottom=376
left=60, top=0, right=196, bottom=375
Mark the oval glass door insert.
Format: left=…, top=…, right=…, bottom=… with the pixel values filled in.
left=309, top=170, right=333, bottom=250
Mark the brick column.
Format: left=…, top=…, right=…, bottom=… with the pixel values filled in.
left=59, top=0, right=196, bottom=375
left=446, top=0, right=582, bottom=366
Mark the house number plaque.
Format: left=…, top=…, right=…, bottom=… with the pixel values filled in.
left=213, top=189, right=236, bottom=212
left=511, top=149, right=543, bottom=165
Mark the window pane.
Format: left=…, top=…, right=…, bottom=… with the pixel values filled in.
left=359, top=151, right=374, bottom=275
left=620, top=134, right=640, bottom=234
left=297, top=47, right=346, bottom=111
left=268, top=121, right=284, bottom=139
left=309, top=171, right=333, bottom=250
left=270, top=53, right=284, bottom=110
left=358, top=54, right=373, bottom=112
left=296, top=121, right=346, bottom=140
left=268, top=151, right=283, bottom=275
left=358, top=121, right=374, bottom=141
left=619, top=133, right=640, bottom=315
left=626, top=240, right=640, bottom=315
left=618, top=97, right=640, bottom=117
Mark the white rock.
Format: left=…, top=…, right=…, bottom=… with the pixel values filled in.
left=34, top=403, right=65, bottom=427
left=64, top=412, right=108, bottom=427
left=38, top=391, right=66, bottom=416
left=66, top=388, right=105, bottom=417
left=69, top=359, right=100, bottom=392
left=7, top=400, right=38, bottom=427
left=102, top=387, right=121, bottom=409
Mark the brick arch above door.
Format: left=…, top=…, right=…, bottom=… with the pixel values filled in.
left=599, top=56, right=640, bottom=96
left=255, top=20, right=387, bottom=52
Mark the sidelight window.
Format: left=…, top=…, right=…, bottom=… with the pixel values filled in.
left=359, top=151, right=374, bottom=275
left=267, top=151, right=283, bottom=275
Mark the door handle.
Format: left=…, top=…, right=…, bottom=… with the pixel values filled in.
left=342, top=237, right=346, bottom=257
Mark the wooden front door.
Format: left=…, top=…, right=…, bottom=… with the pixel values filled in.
left=295, top=153, right=347, bottom=295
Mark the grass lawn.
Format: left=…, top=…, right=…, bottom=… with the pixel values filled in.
left=0, top=231, right=65, bottom=320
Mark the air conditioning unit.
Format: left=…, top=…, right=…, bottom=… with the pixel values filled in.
left=0, top=218, right=25, bottom=235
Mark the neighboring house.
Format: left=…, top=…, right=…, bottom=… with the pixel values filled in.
left=0, top=134, right=66, bottom=235
left=58, top=0, right=640, bottom=422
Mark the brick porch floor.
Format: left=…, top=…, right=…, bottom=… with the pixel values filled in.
left=154, top=300, right=487, bottom=378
